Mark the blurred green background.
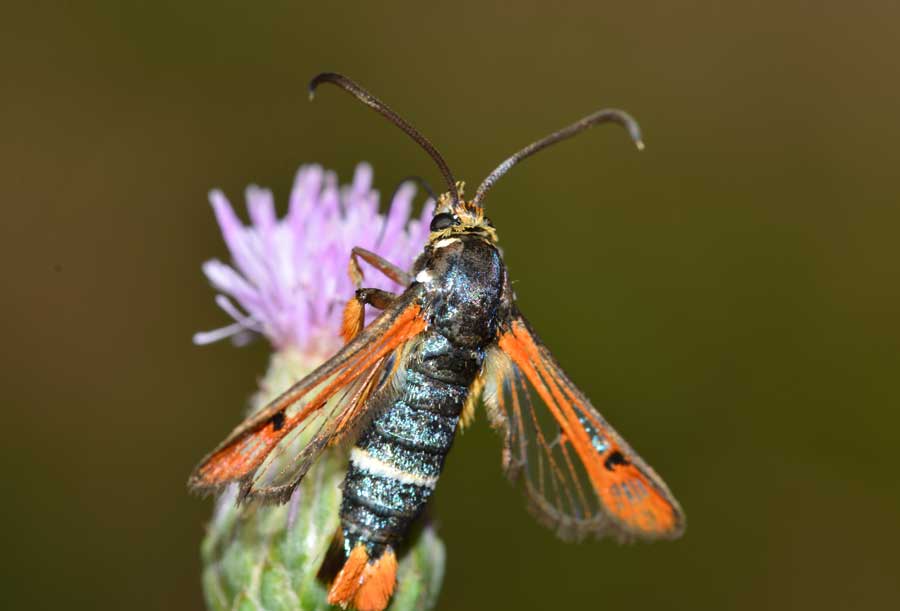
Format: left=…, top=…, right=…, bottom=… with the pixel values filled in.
left=3, top=2, right=899, bottom=610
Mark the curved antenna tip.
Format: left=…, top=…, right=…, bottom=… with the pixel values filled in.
left=636, top=139, right=645, bottom=151
left=307, top=72, right=333, bottom=101
left=307, top=77, right=320, bottom=101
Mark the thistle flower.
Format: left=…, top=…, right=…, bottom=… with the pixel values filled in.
left=196, top=163, right=444, bottom=611
left=194, top=163, right=432, bottom=355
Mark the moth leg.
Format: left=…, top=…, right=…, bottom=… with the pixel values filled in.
left=348, top=246, right=413, bottom=288
left=356, top=288, right=398, bottom=310
left=341, top=288, right=399, bottom=343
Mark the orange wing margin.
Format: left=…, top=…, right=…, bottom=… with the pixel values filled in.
left=491, top=315, right=685, bottom=541
left=188, top=291, right=427, bottom=502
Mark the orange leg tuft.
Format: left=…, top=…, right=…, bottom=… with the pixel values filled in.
left=342, top=297, right=365, bottom=344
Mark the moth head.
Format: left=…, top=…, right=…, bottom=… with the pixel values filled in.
left=429, top=182, right=498, bottom=243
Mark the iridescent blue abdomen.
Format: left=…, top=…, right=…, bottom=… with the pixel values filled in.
left=340, top=236, right=504, bottom=559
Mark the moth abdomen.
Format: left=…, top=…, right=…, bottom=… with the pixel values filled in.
left=339, top=328, right=484, bottom=560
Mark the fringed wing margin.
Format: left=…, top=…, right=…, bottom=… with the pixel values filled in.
left=482, top=312, right=685, bottom=542
left=188, top=287, right=428, bottom=504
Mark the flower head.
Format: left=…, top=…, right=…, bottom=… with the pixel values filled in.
left=194, top=163, right=446, bottom=611
left=194, top=163, right=433, bottom=355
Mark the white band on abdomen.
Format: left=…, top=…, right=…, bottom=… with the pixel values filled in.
left=350, top=447, right=438, bottom=489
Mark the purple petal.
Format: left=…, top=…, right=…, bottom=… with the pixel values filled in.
left=196, top=162, right=432, bottom=352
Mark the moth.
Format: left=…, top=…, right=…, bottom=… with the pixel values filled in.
left=190, top=72, right=685, bottom=611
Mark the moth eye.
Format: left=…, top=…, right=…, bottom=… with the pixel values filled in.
left=430, top=213, right=457, bottom=232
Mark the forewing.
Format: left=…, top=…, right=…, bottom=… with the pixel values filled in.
left=188, top=286, right=427, bottom=503
left=484, top=312, right=685, bottom=542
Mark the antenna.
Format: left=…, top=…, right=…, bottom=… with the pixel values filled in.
left=309, top=72, right=461, bottom=208
left=473, top=108, right=643, bottom=208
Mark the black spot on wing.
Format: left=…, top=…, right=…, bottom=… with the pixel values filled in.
left=270, top=412, right=285, bottom=431
left=604, top=450, right=629, bottom=471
